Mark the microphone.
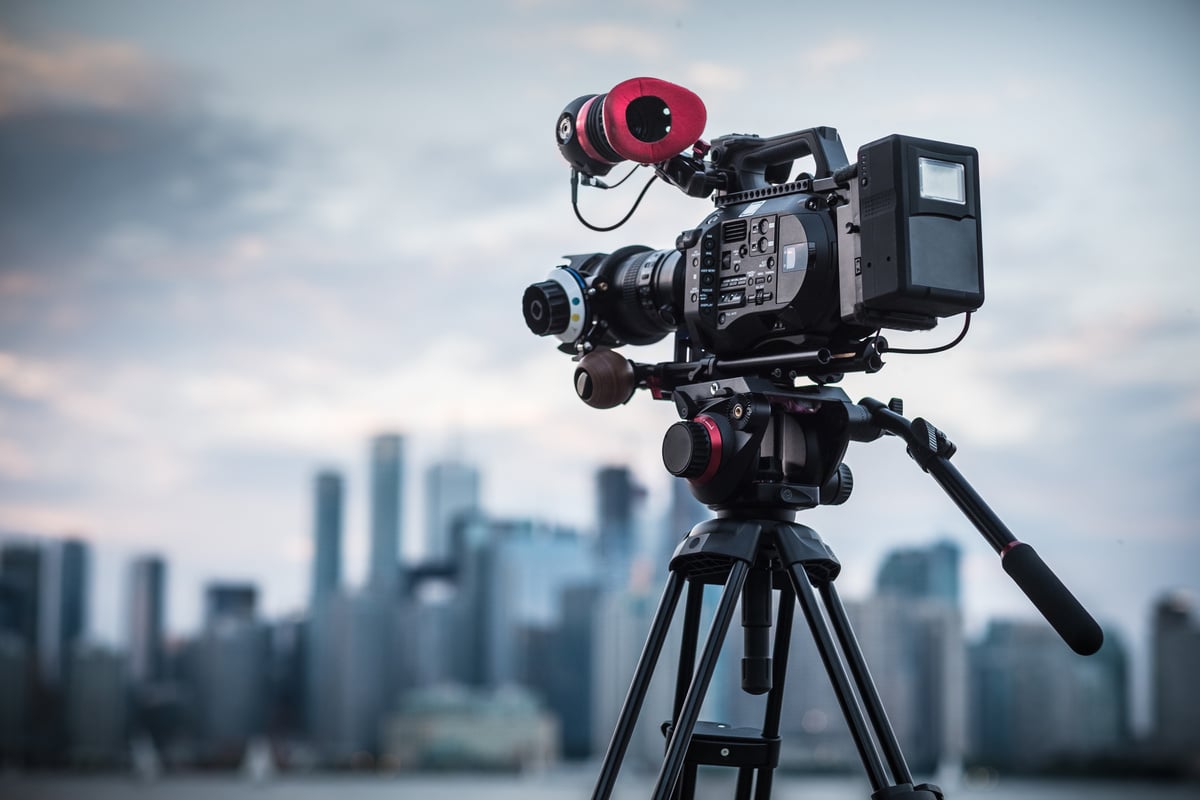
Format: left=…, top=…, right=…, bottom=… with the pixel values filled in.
left=556, top=77, right=707, bottom=177
left=1001, top=542, right=1105, bottom=655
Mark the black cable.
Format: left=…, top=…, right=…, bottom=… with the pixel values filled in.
left=600, top=164, right=643, bottom=189
left=886, top=312, right=972, bottom=355
left=571, top=169, right=659, bottom=233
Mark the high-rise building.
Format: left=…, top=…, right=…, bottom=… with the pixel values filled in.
left=369, top=433, right=404, bottom=598
left=1152, top=591, right=1200, bottom=761
left=969, top=619, right=1127, bottom=771
left=41, top=538, right=88, bottom=685
left=195, top=582, right=267, bottom=763
left=452, top=517, right=594, bottom=690
left=128, top=556, right=166, bottom=684
left=0, top=633, right=29, bottom=761
left=547, top=583, right=601, bottom=759
left=204, top=583, right=256, bottom=627
left=865, top=540, right=965, bottom=774
left=851, top=594, right=966, bottom=776
left=311, top=470, right=343, bottom=607
left=64, top=644, right=126, bottom=766
left=595, top=466, right=641, bottom=576
left=423, top=460, right=480, bottom=564
left=266, top=616, right=308, bottom=739
left=308, top=592, right=389, bottom=762
left=0, top=543, right=41, bottom=661
left=876, top=539, right=960, bottom=607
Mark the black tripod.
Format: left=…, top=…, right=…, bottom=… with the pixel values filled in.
left=589, top=378, right=1103, bottom=800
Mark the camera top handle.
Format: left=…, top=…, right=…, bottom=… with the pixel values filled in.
left=710, top=126, right=851, bottom=193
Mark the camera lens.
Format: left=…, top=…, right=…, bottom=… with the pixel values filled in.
left=594, top=247, right=681, bottom=347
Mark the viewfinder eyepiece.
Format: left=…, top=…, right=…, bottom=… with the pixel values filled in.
left=556, top=77, right=707, bottom=177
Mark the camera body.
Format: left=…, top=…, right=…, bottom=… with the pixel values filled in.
left=523, top=80, right=984, bottom=379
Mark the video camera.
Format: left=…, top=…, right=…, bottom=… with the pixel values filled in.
left=522, top=77, right=984, bottom=405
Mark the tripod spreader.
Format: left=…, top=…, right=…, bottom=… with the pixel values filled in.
left=857, top=397, right=1104, bottom=656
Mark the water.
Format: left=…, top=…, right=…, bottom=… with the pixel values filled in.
left=3, top=769, right=1197, bottom=800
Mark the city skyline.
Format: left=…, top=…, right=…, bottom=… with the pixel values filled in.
left=5, top=495, right=1192, bottom=776
left=2, top=0, right=1198, bottom=753
left=1, top=431, right=1193, bottom=745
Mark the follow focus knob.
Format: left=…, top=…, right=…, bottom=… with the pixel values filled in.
left=662, top=418, right=716, bottom=480
left=522, top=280, right=570, bottom=336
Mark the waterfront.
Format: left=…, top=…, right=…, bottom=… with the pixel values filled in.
left=3, top=770, right=1197, bottom=800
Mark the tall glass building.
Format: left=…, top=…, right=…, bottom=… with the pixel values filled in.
left=369, top=433, right=404, bottom=598
left=128, top=555, right=166, bottom=684
left=311, top=469, right=343, bottom=606
left=423, top=460, right=480, bottom=564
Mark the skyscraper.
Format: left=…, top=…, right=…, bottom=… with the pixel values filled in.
left=1152, top=591, right=1200, bottom=761
left=311, top=469, right=343, bottom=606
left=875, top=539, right=960, bottom=606
left=423, top=460, right=480, bottom=564
left=969, top=619, right=1127, bottom=770
left=128, top=556, right=166, bottom=684
left=65, top=644, right=125, bottom=766
left=870, top=540, right=965, bottom=774
left=42, top=538, right=88, bottom=684
left=195, top=583, right=268, bottom=762
left=204, top=583, right=257, bottom=627
left=595, top=465, right=641, bottom=574
left=0, top=543, right=41, bottom=661
left=369, top=433, right=404, bottom=598
left=0, top=542, right=39, bottom=763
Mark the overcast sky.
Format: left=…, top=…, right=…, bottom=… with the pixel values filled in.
left=1, top=0, right=1197, bottom=728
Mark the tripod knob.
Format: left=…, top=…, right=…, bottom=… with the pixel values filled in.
left=821, top=462, right=854, bottom=505
left=662, top=418, right=719, bottom=480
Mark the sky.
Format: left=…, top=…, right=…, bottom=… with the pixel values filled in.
left=1, top=0, right=1197, bottom=729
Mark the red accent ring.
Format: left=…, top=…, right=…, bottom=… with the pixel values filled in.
left=694, top=415, right=722, bottom=485
left=575, top=96, right=617, bottom=166
left=1000, top=541, right=1023, bottom=558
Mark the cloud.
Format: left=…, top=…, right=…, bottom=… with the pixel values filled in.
left=0, top=106, right=282, bottom=268
left=0, top=27, right=173, bottom=117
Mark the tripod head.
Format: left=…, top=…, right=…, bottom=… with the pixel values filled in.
left=651, top=371, right=1106, bottom=658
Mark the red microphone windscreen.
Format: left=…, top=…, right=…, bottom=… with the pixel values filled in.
left=602, top=77, right=706, bottom=164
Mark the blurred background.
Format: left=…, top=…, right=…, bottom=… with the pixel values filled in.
left=1, top=0, right=1197, bottom=797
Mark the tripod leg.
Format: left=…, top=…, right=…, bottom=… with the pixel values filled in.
left=653, top=559, right=751, bottom=800
left=674, top=578, right=705, bottom=718
left=592, top=570, right=687, bottom=800
left=671, top=579, right=705, bottom=800
left=820, top=582, right=914, bottom=787
left=785, top=563, right=891, bottom=793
